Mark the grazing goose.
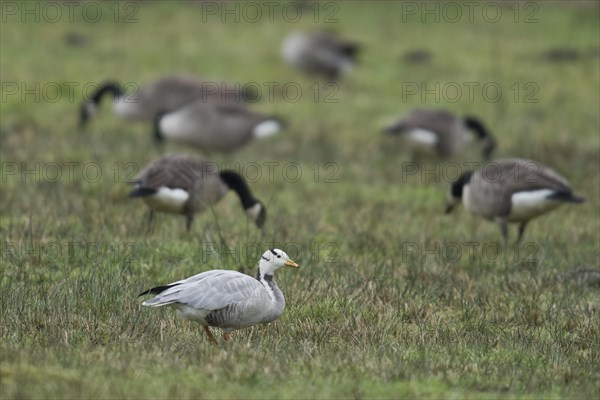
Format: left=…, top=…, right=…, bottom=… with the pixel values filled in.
left=154, top=101, right=282, bottom=153
left=129, top=154, right=266, bottom=231
left=79, top=74, right=255, bottom=127
left=384, top=108, right=496, bottom=160
left=445, top=158, right=585, bottom=242
left=139, top=248, right=299, bottom=345
left=559, top=267, right=600, bottom=287
left=281, top=30, right=360, bottom=81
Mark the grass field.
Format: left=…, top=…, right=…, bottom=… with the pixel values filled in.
left=1, top=1, right=599, bottom=398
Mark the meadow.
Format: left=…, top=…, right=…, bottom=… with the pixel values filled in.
left=1, top=1, right=599, bottom=398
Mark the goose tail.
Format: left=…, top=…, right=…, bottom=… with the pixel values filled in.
left=548, top=191, right=585, bottom=203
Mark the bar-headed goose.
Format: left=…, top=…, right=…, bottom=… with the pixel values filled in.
left=446, top=158, right=585, bottom=242
left=139, top=248, right=299, bottom=345
left=79, top=74, right=255, bottom=127
left=384, top=108, right=496, bottom=160
left=281, top=30, right=360, bottom=81
left=129, top=154, right=266, bottom=231
left=154, top=102, right=283, bottom=153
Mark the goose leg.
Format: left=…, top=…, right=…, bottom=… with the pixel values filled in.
left=186, top=214, right=194, bottom=232
left=203, top=326, right=218, bottom=346
left=516, top=222, right=528, bottom=244
left=223, top=332, right=232, bottom=342
left=496, top=217, right=509, bottom=244
left=145, top=210, right=155, bottom=234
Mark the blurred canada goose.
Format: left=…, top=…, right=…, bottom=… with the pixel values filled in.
left=129, top=154, right=266, bottom=231
left=139, top=248, right=299, bottom=345
left=384, top=108, right=496, bottom=160
left=539, top=47, right=580, bottom=63
left=446, top=158, right=585, bottom=242
left=64, top=31, right=89, bottom=47
left=154, top=101, right=282, bottom=152
left=402, top=49, right=433, bottom=64
left=281, top=31, right=360, bottom=81
left=79, top=74, right=255, bottom=127
left=559, top=267, right=600, bottom=287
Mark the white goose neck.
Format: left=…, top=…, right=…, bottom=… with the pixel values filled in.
left=258, top=258, right=277, bottom=276
left=255, top=266, right=283, bottom=304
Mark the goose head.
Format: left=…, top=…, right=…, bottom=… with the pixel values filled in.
left=79, top=82, right=124, bottom=128
left=79, top=101, right=98, bottom=127
left=258, top=249, right=299, bottom=278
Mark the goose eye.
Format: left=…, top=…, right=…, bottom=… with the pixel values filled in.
left=277, top=255, right=281, bottom=258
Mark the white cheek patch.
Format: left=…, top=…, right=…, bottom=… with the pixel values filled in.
left=462, top=184, right=474, bottom=210
left=509, top=189, right=562, bottom=221
left=245, top=203, right=262, bottom=221
left=464, top=130, right=475, bottom=143
left=146, top=187, right=190, bottom=213
left=281, top=33, right=307, bottom=64
left=112, top=97, right=138, bottom=118
left=85, top=102, right=98, bottom=117
left=339, top=59, right=355, bottom=75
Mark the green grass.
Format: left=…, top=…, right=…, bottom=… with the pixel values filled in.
left=1, top=1, right=599, bottom=398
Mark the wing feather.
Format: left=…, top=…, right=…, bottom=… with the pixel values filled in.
left=135, top=154, right=213, bottom=190
left=142, top=270, right=264, bottom=311
left=479, top=159, right=572, bottom=194
left=399, top=108, right=459, bottom=136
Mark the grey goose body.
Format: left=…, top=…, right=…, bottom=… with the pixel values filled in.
left=139, top=249, right=299, bottom=344
left=79, top=74, right=255, bottom=127
left=446, top=158, right=585, bottom=242
left=129, top=154, right=265, bottom=231
left=155, top=101, right=282, bottom=152
left=281, top=31, right=360, bottom=81
left=384, top=108, right=496, bottom=159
